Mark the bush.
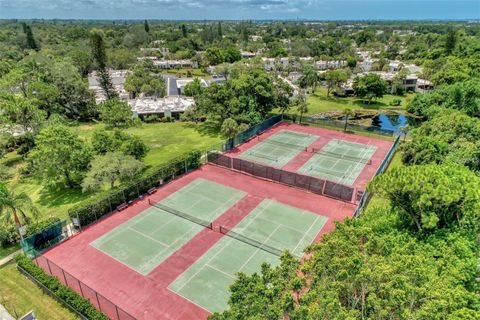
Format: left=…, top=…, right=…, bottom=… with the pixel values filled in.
left=390, top=98, right=402, bottom=106
left=0, top=223, right=19, bottom=247
left=15, top=255, right=108, bottom=320
left=143, top=115, right=159, bottom=123
left=25, top=217, right=61, bottom=237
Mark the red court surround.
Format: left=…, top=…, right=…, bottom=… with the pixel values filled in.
left=40, top=164, right=356, bottom=320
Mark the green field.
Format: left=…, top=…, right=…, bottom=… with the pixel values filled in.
left=0, top=122, right=223, bottom=223
left=306, top=87, right=413, bottom=115
left=0, top=262, right=79, bottom=320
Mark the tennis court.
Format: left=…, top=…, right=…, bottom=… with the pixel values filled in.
left=168, top=199, right=327, bottom=312
left=238, top=130, right=317, bottom=167
left=298, top=139, right=377, bottom=186
left=91, top=178, right=246, bottom=275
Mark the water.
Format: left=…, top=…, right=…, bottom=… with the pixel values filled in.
left=371, top=113, right=411, bottom=132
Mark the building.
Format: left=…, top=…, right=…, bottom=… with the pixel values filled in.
left=241, top=51, right=257, bottom=59
left=175, top=78, right=209, bottom=95
left=88, top=69, right=130, bottom=104
left=129, top=96, right=195, bottom=119
left=153, top=59, right=198, bottom=69
left=314, top=60, right=347, bottom=70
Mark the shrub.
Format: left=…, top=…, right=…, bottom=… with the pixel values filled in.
left=25, top=217, right=61, bottom=237
left=390, top=98, right=402, bottom=106
left=0, top=223, right=19, bottom=247
left=16, top=254, right=108, bottom=320
left=143, top=115, right=159, bottom=123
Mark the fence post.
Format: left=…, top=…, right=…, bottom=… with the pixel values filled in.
left=46, top=259, right=53, bottom=275
left=78, top=279, right=84, bottom=297
left=95, top=292, right=101, bottom=312
left=115, top=305, right=121, bottom=320
left=61, top=269, right=68, bottom=286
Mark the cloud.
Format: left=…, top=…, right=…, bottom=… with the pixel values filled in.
left=0, top=0, right=477, bottom=19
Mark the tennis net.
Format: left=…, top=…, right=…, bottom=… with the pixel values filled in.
left=310, top=148, right=372, bottom=164
left=219, top=226, right=285, bottom=257
left=148, top=200, right=213, bottom=229
left=258, top=137, right=308, bottom=151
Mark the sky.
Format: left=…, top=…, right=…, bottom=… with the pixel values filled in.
left=0, top=0, right=479, bottom=20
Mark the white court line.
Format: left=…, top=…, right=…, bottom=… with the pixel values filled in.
left=172, top=200, right=274, bottom=292
left=238, top=224, right=282, bottom=272
left=291, top=213, right=322, bottom=255
left=206, top=263, right=236, bottom=279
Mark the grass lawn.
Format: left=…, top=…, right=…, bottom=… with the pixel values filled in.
left=0, top=243, right=20, bottom=259
left=0, top=262, right=79, bottom=320
left=306, top=87, right=413, bottom=115
left=1, top=122, right=223, bottom=222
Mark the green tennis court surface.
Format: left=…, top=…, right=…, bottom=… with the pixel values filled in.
left=168, top=199, right=327, bottom=312
left=238, top=130, right=318, bottom=167
left=91, top=178, right=246, bottom=275
left=298, top=139, right=377, bottom=186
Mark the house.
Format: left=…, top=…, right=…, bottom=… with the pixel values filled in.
left=175, top=78, right=209, bottom=95
left=153, top=59, right=198, bottom=69
left=416, top=79, right=434, bottom=93
left=314, top=60, right=347, bottom=70
left=88, top=69, right=130, bottom=104
left=241, top=51, right=257, bottom=59
left=129, top=96, right=195, bottom=119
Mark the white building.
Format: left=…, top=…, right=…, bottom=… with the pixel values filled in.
left=314, top=60, right=347, bottom=70
left=88, top=69, right=130, bottom=104
left=129, top=96, right=195, bottom=118
left=153, top=59, right=198, bottom=69
left=175, top=78, right=209, bottom=95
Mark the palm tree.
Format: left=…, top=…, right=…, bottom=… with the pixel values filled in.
left=299, top=66, right=319, bottom=92
left=0, top=182, right=39, bottom=240
left=342, top=108, right=354, bottom=132
left=293, top=92, right=309, bottom=124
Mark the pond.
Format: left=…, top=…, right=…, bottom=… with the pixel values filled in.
left=370, top=113, right=415, bottom=132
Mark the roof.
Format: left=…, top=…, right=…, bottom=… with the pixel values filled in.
left=129, top=96, right=194, bottom=115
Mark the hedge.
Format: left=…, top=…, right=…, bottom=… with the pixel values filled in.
left=16, top=254, right=108, bottom=320
left=25, top=217, right=61, bottom=237
left=68, top=150, right=202, bottom=229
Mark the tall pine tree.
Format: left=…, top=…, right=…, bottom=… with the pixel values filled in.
left=23, top=23, right=38, bottom=51
left=90, top=30, right=116, bottom=100
left=144, top=20, right=150, bottom=33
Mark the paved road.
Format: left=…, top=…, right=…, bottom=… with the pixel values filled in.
left=0, top=303, right=15, bottom=320
left=163, top=75, right=179, bottom=96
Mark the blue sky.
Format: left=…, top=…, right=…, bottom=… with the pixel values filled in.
left=0, top=0, right=479, bottom=20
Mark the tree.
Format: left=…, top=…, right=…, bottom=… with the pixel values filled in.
left=24, top=24, right=38, bottom=51
left=324, top=69, right=348, bottom=96
left=144, top=20, right=150, bottom=33
left=298, top=65, right=319, bottom=91
left=30, top=125, right=92, bottom=188
left=292, top=93, right=308, bottom=124
left=183, top=78, right=204, bottom=97
left=0, top=182, right=39, bottom=238
left=217, top=22, right=223, bottom=38
left=352, top=74, right=387, bottom=104
left=1, top=97, right=46, bottom=132
left=445, top=29, right=457, bottom=55
left=91, top=129, right=148, bottom=160
left=82, top=152, right=144, bottom=191
left=99, top=99, right=134, bottom=128
left=369, top=163, right=480, bottom=233
left=90, top=30, right=116, bottom=100
left=125, top=60, right=166, bottom=99
left=220, top=118, right=240, bottom=139
left=342, top=108, right=354, bottom=132
left=181, top=24, right=187, bottom=38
